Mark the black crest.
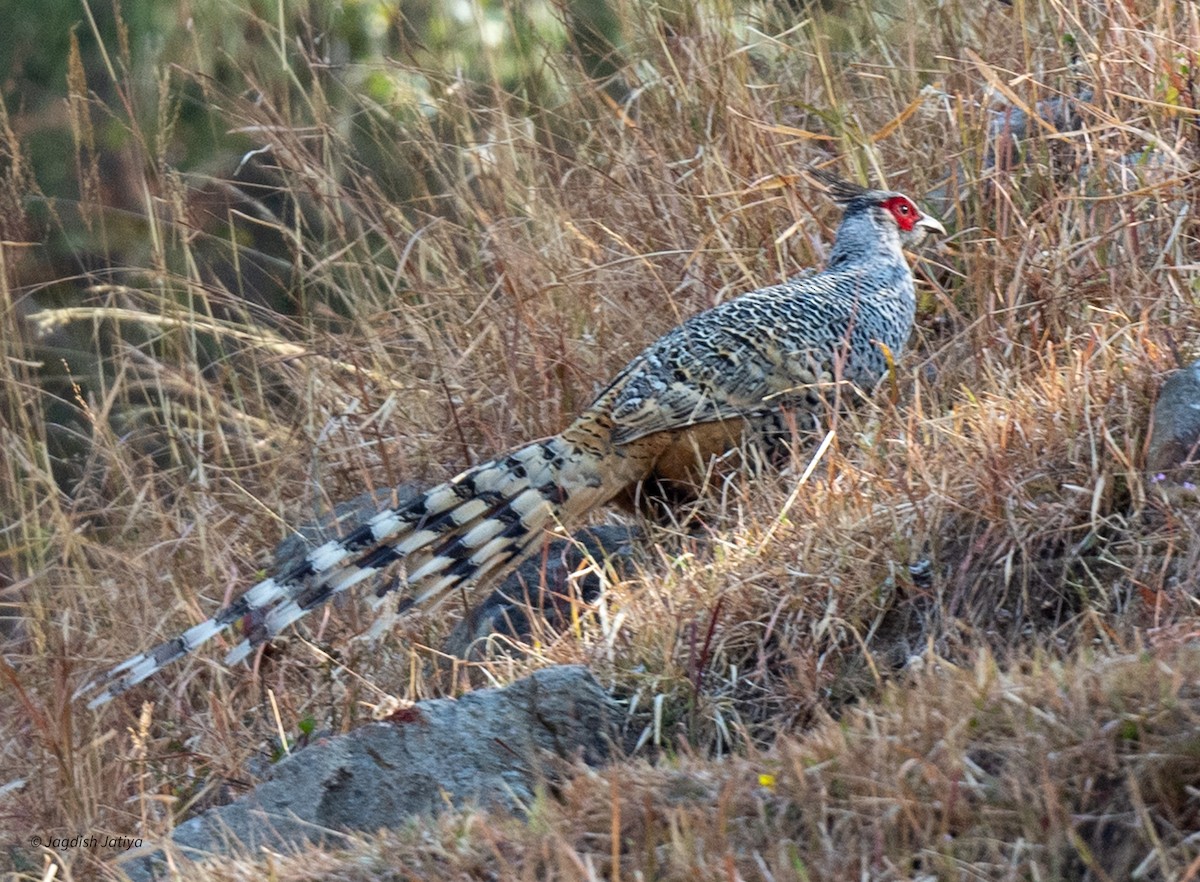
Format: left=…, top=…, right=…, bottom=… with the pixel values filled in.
left=807, top=167, right=894, bottom=206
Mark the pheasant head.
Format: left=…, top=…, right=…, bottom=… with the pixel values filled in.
left=810, top=170, right=946, bottom=266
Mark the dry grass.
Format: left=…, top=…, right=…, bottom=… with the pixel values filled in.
left=120, top=640, right=1200, bottom=881
left=2, top=0, right=1199, bottom=878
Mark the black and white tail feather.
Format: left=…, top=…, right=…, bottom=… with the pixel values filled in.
left=79, top=436, right=594, bottom=707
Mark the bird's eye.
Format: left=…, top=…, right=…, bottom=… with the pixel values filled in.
left=898, top=203, right=911, bottom=214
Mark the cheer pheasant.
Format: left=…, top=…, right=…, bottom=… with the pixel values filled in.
left=82, top=173, right=944, bottom=707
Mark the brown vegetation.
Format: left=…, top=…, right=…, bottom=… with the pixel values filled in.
left=2, top=0, right=1199, bottom=878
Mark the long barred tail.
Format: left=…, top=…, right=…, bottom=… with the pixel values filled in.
left=79, top=434, right=614, bottom=708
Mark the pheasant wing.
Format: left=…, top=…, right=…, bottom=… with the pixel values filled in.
left=600, top=280, right=849, bottom=446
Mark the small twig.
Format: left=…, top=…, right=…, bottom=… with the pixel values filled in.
left=691, top=595, right=725, bottom=697
left=440, top=376, right=474, bottom=468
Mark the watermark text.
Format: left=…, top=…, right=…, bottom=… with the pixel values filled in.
left=28, top=834, right=143, bottom=850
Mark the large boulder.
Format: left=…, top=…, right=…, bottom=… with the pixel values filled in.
left=117, top=665, right=617, bottom=880
left=1148, top=359, right=1200, bottom=496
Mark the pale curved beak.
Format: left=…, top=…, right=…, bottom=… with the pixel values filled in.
left=916, top=213, right=947, bottom=238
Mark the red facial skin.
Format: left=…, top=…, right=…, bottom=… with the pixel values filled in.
left=882, top=195, right=921, bottom=232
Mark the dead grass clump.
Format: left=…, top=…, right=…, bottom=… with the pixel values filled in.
left=134, top=641, right=1200, bottom=882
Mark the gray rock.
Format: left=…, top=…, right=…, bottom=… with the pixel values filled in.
left=116, top=665, right=616, bottom=880
left=983, top=91, right=1089, bottom=173
left=1147, top=359, right=1200, bottom=493
left=924, top=88, right=1098, bottom=219
left=444, top=524, right=643, bottom=661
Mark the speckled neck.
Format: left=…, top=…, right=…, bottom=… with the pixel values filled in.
left=827, top=204, right=905, bottom=269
